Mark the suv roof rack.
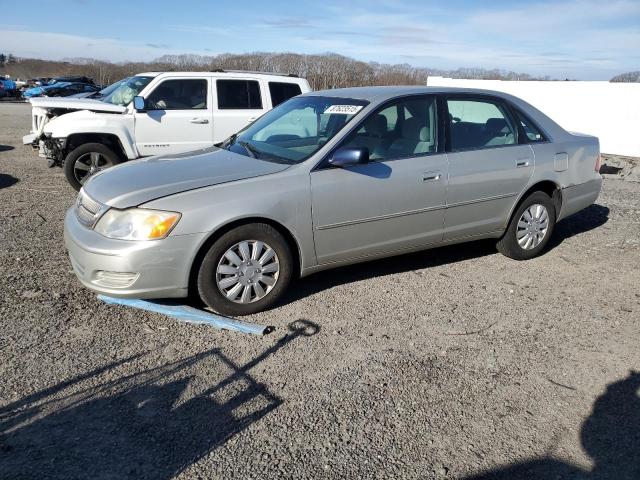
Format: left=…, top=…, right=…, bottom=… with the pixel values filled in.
left=210, top=69, right=298, bottom=78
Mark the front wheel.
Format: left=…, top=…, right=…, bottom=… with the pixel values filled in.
left=63, top=143, right=122, bottom=191
left=197, top=223, right=293, bottom=316
left=497, top=191, right=556, bottom=260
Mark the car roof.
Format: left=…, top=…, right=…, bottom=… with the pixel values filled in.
left=303, top=85, right=570, bottom=141
left=303, top=85, right=522, bottom=102
left=135, top=71, right=302, bottom=82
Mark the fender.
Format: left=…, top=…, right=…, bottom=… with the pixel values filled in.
left=43, top=110, right=138, bottom=159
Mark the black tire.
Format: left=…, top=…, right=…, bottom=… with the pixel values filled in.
left=497, top=191, right=556, bottom=260
left=197, top=223, right=293, bottom=316
left=63, top=142, right=122, bottom=191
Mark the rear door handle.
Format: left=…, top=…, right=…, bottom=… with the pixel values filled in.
left=516, top=158, right=530, bottom=167
left=423, top=171, right=442, bottom=182
left=248, top=117, right=257, bottom=122
left=190, top=118, right=209, bottom=124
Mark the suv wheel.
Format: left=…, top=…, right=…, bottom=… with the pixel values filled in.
left=197, top=223, right=293, bottom=316
left=63, top=143, right=122, bottom=191
left=497, top=191, right=556, bottom=260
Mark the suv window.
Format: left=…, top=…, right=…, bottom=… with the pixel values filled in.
left=340, top=96, right=437, bottom=161
left=217, top=80, right=263, bottom=109
left=447, top=99, right=516, bottom=151
left=269, top=82, right=302, bottom=107
left=515, top=110, right=546, bottom=142
left=146, top=79, right=207, bottom=110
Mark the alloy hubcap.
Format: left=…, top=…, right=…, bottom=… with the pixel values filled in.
left=517, top=203, right=549, bottom=250
left=74, top=152, right=112, bottom=184
left=216, top=240, right=279, bottom=304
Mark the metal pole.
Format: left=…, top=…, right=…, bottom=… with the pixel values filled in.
left=97, top=295, right=274, bottom=336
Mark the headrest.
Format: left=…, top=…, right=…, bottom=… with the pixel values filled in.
left=364, top=114, right=387, bottom=137
left=402, top=117, right=431, bottom=142
left=485, top=118, right=508, bottom=132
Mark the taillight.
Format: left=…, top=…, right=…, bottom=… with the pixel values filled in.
left=595, top=154, right=601, bottom=173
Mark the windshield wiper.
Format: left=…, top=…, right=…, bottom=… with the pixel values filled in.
left=224, top=133, right=238, bottom=150
left=238, top=140, right=260, bottom=159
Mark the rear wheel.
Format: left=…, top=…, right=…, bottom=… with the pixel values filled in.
left=197, top=223, right=293, bottom=316
left=63, top=143, right=122, bottom=191
left=497, top=191, right=556, bottom=260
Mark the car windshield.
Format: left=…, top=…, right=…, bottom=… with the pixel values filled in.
left=101, top=76, right=153, bottom=106
left=95, top=77, right=129, bottom=99
left=224, top=96, right=369, bottom=164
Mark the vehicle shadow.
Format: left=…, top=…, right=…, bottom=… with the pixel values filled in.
left=0, top=320, right=319, bottom=479
left=463, top=371, right=640, bottom=479
left=283, top=239, right=498, bottom=305
left=281, top=203, right=609, bottom=306
left=0, top=145, right=14, bottom=153
left=547, top=203, right=609, bottom=250
left=0, top=173, right=18, bottom=189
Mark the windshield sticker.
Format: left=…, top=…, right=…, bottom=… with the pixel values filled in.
left=324, top=105, right=363, bottom=115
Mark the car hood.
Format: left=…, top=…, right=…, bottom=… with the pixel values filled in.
left=84, top=147, right=292, bottom=208
left=29, top=96, right=126, bottom=113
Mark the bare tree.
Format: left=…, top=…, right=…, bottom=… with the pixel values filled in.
left=1, top=51, right=550, bottom=88
left=611, top=71, right=640, bottom=83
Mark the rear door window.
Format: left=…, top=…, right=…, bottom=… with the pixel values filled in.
left=146, top=79, right=208, bottom=110
left=269, top=82, right=302, bottom=107
left=447, top=98, right=517, bottom=151
left=217, top=79, right=263, bottom=109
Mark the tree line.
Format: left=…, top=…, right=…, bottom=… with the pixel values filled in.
left=0, top=51, right=637, bottom=87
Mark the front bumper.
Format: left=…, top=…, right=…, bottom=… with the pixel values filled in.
left=64, top=208, right=207, bottom=299
left=22, top=133, right=37, bottom=145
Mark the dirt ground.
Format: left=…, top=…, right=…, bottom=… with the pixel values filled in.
left=0, top=102, right=638, bottom=480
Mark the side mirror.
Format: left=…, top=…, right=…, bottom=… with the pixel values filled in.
left=133, top=96, right=146, bottom=112
left=328, top=147, right=369, bottom=168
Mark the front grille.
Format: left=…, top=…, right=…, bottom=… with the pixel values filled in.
left=32, top=113, right=47, bottom=133
left=75, top=190, right=106, bottom=228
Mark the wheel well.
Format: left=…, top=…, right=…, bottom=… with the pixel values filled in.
left=520, top=180, right=562, bottom=217
left=187, top=217, right=302, bottom=298
left=65, top=133, right=126, bottom=161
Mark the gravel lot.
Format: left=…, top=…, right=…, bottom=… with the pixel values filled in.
left=1, top=101, right=639, bottom=479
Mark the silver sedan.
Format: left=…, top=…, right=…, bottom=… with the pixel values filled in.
left=64, top=86, right=602, bottom=315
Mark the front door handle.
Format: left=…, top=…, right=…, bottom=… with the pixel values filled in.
left=516, top=158, right=530, bottom=168
left=190, top=118, right=209, bottom=124
left=423, top=171, right=442, bottom=182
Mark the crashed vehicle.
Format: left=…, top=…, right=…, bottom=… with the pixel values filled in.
left=23, top=71, right=311, bottom=190
left=22, top=81, right=101, bottom=99
left=68, top=77, right=130, bottom=99
left=0, top=78, right=18, bottom=98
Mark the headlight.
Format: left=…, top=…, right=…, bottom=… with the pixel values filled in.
left=94, top=208, right=181, bottom=241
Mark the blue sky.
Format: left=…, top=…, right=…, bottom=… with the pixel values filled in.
left=1, top=0, right=639, bottom=79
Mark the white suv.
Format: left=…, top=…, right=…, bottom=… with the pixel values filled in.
left=23, top=71, right=311, bottom=190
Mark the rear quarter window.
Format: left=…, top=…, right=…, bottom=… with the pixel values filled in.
left=515, top=110, right=547, bottom=142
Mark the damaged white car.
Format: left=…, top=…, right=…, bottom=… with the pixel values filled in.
left=23, top=71, right=311, bottom=190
